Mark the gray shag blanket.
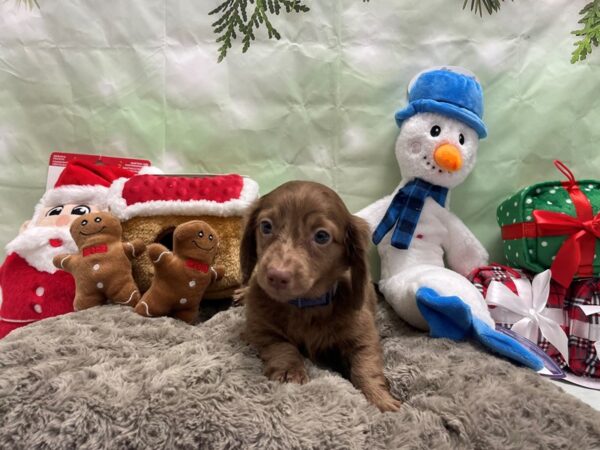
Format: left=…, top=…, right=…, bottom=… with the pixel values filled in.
left=1, top=301, right=600, bottom=450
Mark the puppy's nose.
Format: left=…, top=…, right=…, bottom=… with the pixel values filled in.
left=266, top=268, right=291, bottom=289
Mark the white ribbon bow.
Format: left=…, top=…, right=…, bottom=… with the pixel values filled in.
left=486, top=270, right=569, bottom=362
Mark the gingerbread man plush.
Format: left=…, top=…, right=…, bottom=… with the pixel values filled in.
left=53, top=212, right=146, bottom=310
left=135, top=220, right=224, bottom=324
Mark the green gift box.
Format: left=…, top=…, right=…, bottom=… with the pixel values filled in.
left=497, top=161, right=600, bottom=287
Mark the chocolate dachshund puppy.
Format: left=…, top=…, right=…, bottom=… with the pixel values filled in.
left=240, top=181, right=400, bottom=412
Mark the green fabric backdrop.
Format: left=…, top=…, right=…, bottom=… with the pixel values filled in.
left=1, top=0, right=599, bottom=275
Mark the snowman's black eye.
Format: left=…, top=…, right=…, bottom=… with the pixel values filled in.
left=459, top=134, right=465, bottom=145
left=430, top=125, right=441, bottom=137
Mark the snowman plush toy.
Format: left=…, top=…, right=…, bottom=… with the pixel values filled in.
left=357, top=67, right=542, bottom=370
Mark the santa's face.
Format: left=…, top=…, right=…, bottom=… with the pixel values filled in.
left=7, top=203, right=102, bottom=274
left=34, top=204, right=101, bottom=228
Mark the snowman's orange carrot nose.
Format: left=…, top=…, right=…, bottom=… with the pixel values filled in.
left=433, top=144, right=463, bottom=172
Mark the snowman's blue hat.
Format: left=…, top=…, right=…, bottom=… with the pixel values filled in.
left=394, top=68, right=487, bottom=139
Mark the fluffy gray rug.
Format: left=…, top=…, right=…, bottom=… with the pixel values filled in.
left=1, top=300, right=599, bottom=450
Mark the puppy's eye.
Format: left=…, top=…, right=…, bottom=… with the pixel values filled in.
left=46, top=206, right=64, bottom=216
left=198, top=231, right=204, bottom=238
left=314, top=229, right=331, bottom=245
left=459, top=133, right=465, bottom=145
left=81, top=220, right=88, bottom=226
left=94, top=217, right=102, bottom=223
left=430, top=125, right=441, bottom=137
left=71, top=205, right=90, bottom=216
left=208, top=234, right=213, bottom=241
left=259, top=220, right=273, bottom=235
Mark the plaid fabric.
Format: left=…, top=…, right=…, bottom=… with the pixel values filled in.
left=468, top=264, right=569, bottom=370
left=567, top=278, right=600, bottom=377
left=372, top=178, right=448, bottom=249
left=468, top=264, right=523, bottom=299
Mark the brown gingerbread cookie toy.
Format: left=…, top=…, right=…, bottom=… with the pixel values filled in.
left=135, top=220, right=224, bottom=324
left=52, top=212, right=146, bottom=311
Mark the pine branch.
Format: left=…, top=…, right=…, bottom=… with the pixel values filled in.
left=209, top=0, right=309, bottom=62
left=571, top=0, right=600, bottom=63
left=462, top=0, right=511, bottom=17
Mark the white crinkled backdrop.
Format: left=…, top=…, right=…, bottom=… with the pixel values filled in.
left=0, top=0, right=598, bottom=273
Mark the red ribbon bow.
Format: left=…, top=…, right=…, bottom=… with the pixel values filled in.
left=534, top=210, right=599, bottom=287
left=534, top=160, right=598, bottom=287
left=82, top=244, right=108, bottom=257
left=185, top=259, right=209, bottom=273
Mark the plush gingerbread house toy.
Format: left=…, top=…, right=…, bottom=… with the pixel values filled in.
left=135, top=220, right=223, bottom=323
left=107, top=173, right=259, bottom=299
left=52, top=211, right=146, bottom=310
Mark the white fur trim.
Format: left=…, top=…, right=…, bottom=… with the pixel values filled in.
left=5, top=226, right=77, bottom=274
left=138, top=166, right=164, bottom=175
left=107, top=176, right=259, bottom=220
left=33, top=185, right=110, bottom=223
left=40, top=185, right=109, bottom=208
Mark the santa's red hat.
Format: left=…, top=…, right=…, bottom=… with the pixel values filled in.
left=33, top=160, right=134, bottom=219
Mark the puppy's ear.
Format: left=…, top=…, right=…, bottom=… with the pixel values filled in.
left=240, top=200, right=261, bottom=284
left=344, top=215, right=371, bottom=310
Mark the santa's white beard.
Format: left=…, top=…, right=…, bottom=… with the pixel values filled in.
left=5, top=226, right=77, bottom=274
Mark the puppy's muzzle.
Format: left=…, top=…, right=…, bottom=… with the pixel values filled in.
left=266, top=267, right=291, bottom=290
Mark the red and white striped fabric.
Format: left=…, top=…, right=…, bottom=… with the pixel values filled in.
left=108, top=173, right=259, bottom=220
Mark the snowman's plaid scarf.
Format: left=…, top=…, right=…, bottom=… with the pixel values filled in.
left=372, top=178, right=448, bottom=249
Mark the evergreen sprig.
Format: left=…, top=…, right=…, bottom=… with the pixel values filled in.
left=209, top=0, right=309, bottom=63
left=571, top=0, right=600, bottom=63
left=10, top=0, right=600, bottom=64
left=462, top=0, right=510, bottom=16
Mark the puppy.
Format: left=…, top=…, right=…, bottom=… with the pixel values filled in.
left=241, top=181, right=400, bottom=412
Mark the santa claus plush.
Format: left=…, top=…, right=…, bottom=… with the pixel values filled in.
left=0, top=160, right=134, bottom=338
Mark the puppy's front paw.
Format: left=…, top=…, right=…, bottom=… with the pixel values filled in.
left=364, top=388, right=401, bottom=412
left=266, top=365, right=309, bottom=385
left=232, top=286, right=247, bottom=306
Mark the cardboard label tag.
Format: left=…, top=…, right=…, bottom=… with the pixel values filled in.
left=46, top=152, right=152, bottom=191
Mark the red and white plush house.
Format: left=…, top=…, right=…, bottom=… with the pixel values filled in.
left=108, top=173, right=259, bottom=299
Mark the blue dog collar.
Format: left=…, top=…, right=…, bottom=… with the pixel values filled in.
left=288, top=283, right=338, bottom=309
